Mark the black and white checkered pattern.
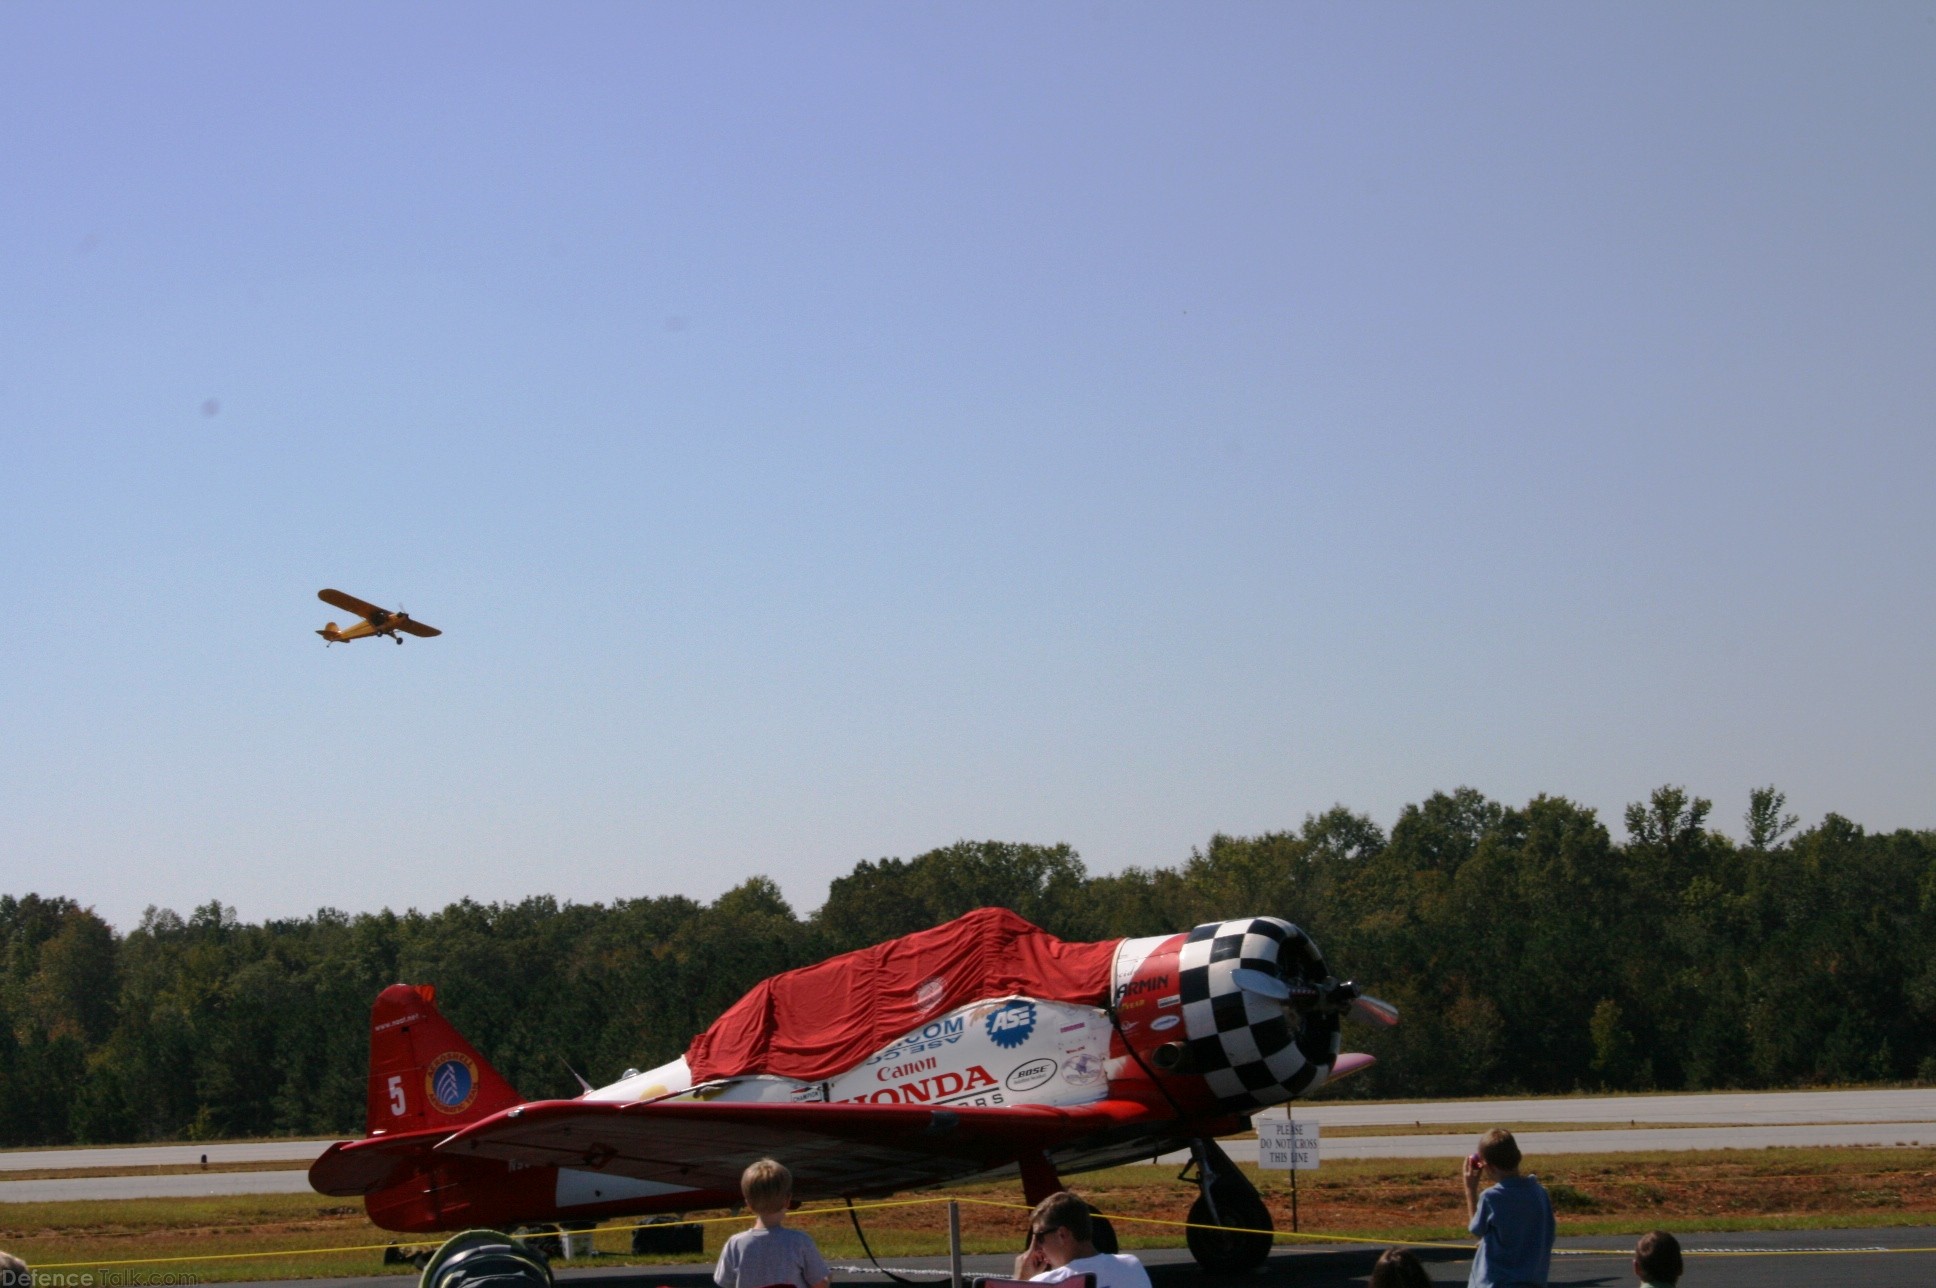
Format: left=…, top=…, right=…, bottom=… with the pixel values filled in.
left=1176, top=917, right=1342, bottom=1110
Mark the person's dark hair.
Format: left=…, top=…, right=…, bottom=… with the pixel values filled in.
left=1029, top=1191, right=1094, bottom=1243
left=1368, top=1246, right=1431, bottom=1288
left=1477, top=1128, right=1521, bottom=1172
left=1634, top=1230, right=1683, bottom=1282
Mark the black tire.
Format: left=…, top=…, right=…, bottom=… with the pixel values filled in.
left=1185, top=1178, right=1273, bottom=1275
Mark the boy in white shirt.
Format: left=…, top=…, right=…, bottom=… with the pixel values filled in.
left=1013, top=1191, right=1150, bottom=1288
left=714, top=1158, right=830, bottom=1288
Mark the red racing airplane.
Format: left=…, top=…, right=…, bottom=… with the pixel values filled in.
left=309, top=908, right=1396, bottom=1273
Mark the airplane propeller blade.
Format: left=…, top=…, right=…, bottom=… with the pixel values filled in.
left=1234, top=968, right=1399, bottom=1027
left=1230, top=968, right=1291, bottom=1001
left=1348, top=994, right=1400, bottom=1027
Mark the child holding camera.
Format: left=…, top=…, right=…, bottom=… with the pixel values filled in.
left=1460, top=1129, right=1554, bottom=1288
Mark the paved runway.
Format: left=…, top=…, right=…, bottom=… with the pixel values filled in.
left=6, top=1089, right=1932, bottom=1202
left=220, top=1227, right=1936, bottom=1288
left=1164, top=1119, right=1936, bottom=1165
left=0, top=1138, right=336, bottom=1172
left=1161, top=1089, right=1936, bottom=1163
left=1267, top=1088, right=1936, bottom=1127
left=0, top=1168, right=320, bottom=1203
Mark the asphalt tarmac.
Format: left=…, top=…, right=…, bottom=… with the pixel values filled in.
left=225, top=1226, right=1936, bottom=1288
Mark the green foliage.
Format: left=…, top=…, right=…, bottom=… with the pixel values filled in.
left=1745, top=786, right=1799, bottom=850
left=1588, top=1000, right=1641, bottom=1088
left=817, top=841, right=1093, bottom=948
left=2, top=785, right=1932, bottom=1145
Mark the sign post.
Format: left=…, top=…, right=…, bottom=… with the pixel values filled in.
left=1256, top=1117, right=1320, bottom=1233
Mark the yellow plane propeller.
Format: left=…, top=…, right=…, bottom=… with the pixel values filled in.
left=316, top=589, right=442, bottom=646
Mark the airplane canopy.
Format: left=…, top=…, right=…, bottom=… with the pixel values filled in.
left=685, top=907, right=1120, bottom=1083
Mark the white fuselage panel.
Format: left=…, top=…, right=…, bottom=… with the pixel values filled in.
left=824, top=997, right=1111, bottom=1109
left=582, top=998, right=1115, bottom=1110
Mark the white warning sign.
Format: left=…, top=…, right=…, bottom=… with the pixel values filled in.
left=1257, top=1117, right=1319, bottom=1170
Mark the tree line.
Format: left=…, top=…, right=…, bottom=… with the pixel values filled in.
left=2, top=785, right=1931, bottom=1146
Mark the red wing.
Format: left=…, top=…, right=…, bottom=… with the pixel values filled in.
left=319, top=588, right=382, bottom=619
left=434, top=1098, right=1154, bottom=1197
left=394, top=617, right=441, bottom=637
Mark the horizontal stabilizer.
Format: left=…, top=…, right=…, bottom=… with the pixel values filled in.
left=309, top=1129, right=447, bottom=1197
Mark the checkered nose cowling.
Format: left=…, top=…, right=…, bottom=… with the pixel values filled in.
left=1177, top=916, right=1341, bottom=1110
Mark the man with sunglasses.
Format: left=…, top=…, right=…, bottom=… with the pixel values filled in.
left=1012, top=1192, right=1151, bottom=1288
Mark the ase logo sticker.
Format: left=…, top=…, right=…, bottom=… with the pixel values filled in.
left=985, top=1000, right=1036, bottom=1049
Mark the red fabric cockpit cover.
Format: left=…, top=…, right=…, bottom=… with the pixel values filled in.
left=685, top=908, right=1122, bottom=1083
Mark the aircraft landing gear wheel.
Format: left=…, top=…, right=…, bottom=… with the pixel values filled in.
left=1185, top=1177, right=1273, bottom=1275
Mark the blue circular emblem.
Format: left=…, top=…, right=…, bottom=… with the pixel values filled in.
left=427, top=1053, right=479, bottom=1113
left=985, top=1000, right=1036, bottom=1050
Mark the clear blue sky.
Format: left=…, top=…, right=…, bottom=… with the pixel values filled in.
left=3, top=4, right=1931, bottom=932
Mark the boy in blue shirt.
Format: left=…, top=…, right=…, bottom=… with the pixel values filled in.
left=1461, top=1129, right=1554, bottom=1288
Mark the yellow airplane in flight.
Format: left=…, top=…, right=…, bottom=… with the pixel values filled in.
left=316, top=589, right=442, bottom=646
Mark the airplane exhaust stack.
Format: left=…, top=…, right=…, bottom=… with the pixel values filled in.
left=1151, top=1040, right=1197, bottom=1074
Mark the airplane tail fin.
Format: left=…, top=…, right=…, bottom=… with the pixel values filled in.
left=366, top=983, right=523, bottom=1136
left=318, top=623, right=340, bottom=641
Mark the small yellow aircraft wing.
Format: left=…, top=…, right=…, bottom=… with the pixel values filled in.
left=319, top=588, right=383, bottom=618
left=394, top=617, right=442, bottom=638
